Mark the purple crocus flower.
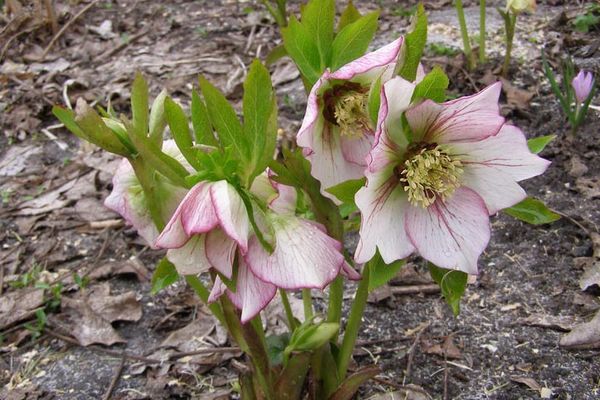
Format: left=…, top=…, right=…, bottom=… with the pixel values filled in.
left=572, top=70, right=594, bottom=103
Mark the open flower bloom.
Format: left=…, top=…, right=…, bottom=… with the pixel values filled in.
left=208, top=175, right=358, bottom=323
left=355, top=78, right=550, bottom=274
left=572, top=70, right=594, bottom=103
left=104, top=140, right=190, bottom=247
left=154, top=180, right=250, bottom=276
left=296, top=37, right=405, bottom=196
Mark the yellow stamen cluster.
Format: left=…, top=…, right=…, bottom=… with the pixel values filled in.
left=333, top=92, right=370, bottom=138
left=400, top=146, right=463, bottom=208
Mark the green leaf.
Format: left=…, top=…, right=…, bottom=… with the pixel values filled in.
left=164, top=97, right=201, bottom=170
left=266, top=333, right=290, bottom=366
left=368, top=254, right=405, bottom=292
left=337, top=0, right=361, bottom=32
left=286, top=321, right=339, bottom=357
left=72, top=102, right=131, bottom=156
left=274, top=352, right=311, bottom=400
left=503, top=197, right=560, bottom=225
left=411, top=65, right=449, bottom=102
left=53, top=106, right=90, bottom=142
left=331, top=11, right=379, bottom=71
left=428, top=263, right=467, bottom=316
left=265, top=44, right=288, bottom=66
left=300, top=0, right=334, bottom=69
left=367, top=76, right=382, bottom=125
left=131, top=72, right=149, bottom=139
left=325, top=178, right=365, bottom=205
left=329, top=366, right=380, bottom=400
left=527, top=135, right=555, bottom=154
left=198, top=76, right=247, bottom=163
left=243, top=60, right=278, bottom=182
left=281, top=15, right=322, bottom=86
left=191, top=90, right=218, bottom=147
left=149, top=89, right=168, bottom=146
left=398, top=3, right=427, bottom=81
left=151, top=258, right=179, bottom=295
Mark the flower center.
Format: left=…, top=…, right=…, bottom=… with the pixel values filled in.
left=398, top=145, right=463, bottom=208
left=322, top=82, right=371, bottom=138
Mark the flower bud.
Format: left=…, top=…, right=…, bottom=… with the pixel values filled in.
left=571, top=70, right=594, bottom=103
left=507, top=0, right=536, bottom=14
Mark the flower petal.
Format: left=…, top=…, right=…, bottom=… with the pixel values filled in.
left=228, top=259, right=277, bottom=324
left=166, top=235, right=212, bottom=275
left=355, top=169, right=415, bottom=264
left=209, top=181, right=250, bottom=252
left=205, top=230, right=236, bottom=278
left=406, top=82, right=504, bottom=144
left=246, top=216, right=345, bottom=289
left=340, top=133, right=374, bottom=166
left=405, top=187, right=490, bottom=275
left=378, top=76, right=416, bottom=147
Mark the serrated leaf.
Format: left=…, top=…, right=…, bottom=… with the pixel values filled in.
left=300, top=0, right=334, bottom=69
left=527, top=135, right=555, bottom=154
left=429, top=263, right=467, bottom=316
left=164, top=97, right=201, bottom=170
left=337, top=0, right=361, bottom=32
left=398, top=3, right=427, bottom=81
left=325, top=178, right=365, bottom=205
left=281, top=16, right=322, bottom=86
left=151, top=258, right=179, bottom=295
left=73, top=101, right=131, bottom=156
left=503, top=197, right=560, bottom=225
left=331, top=11, right=379, bottom=71
left=190, top=90, right=218, bottom=147
left=243, top=60, right=278, bottom=182
left=198, top=76, right=247, bottom=163
left=411, top=65, right=449, bottom=102
left=368, top=253, right=405, bottom=292
left=131, top=72, right=149, bottom=139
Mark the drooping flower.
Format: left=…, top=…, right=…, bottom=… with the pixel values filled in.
left=296, top=37, right=405, bottom=195
left=507, top=0, right=536, bottom=14
left=355, top=78, right=550, bottom=274
left=572, top=70, right=594, bottom=103
left=104, top=140, right=190, bottom=247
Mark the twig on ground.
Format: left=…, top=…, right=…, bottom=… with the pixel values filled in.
left=95, top=26, right=150, bottom=62
left=390, top=284, right=440, bottom=296
left=403, top=322, right=430, bottom=385
left=41, top=0, right=102, bottom=59
left=102, top=351, right=126, bottom=400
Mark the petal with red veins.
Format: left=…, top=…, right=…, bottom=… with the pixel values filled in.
left=209, top=181, right=250, bottom=252
left=205, top=230, right=236, bottom=278
left=166, top=235, right=211, bottom=275
left=405, top=187, right=490, bottom=275
left=379, top=77, right=416, bottom=147
left=246, top=216, right=345, bottom=289
left=227, top=259, right=277, bottom=324
left=406, top=82, right=504, bottom=144
left=355, top=168, right=415, bottom=264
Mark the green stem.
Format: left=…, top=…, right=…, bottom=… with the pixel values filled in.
left=280, top=289, right=298, bottom=331
left=241, top=318, right=274, bottom=400
left=337, top=263, right=371, bottom=380
left=479, top=0, right=486, bottom=63
left=302, top=289, right=313, bottom=320
left=326, top=277, right=343, bottom=325
left=185, top=275, right=225, bottom=326
left=502, top=13, right=516, bottom=77
left=455, top=0, right=475, bottom=70
left=220, top=297, right=250, bottom=354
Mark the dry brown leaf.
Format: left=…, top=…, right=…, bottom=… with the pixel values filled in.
left=160, top=315, right=216, bottom=353
left=518, top=314, right=578, bottom=332
left=510, top=376, right=542, bottom=391
left=560, top=310, right=600, bottom=349
left=580, top=261, right=600, bottom=291
left=367, top=385, right=430, bottom=400
left=0, top=288, right=45, bottom=330
left=56, top=283, right=142, bottom=346
left=500, top=78, right=534, bottom=110
left=87, top=258, right=151, bottom=282
left=0, top=144, right=43, bottom=177
left=422, top=335, right=462, bottom=359
left=575, top=177, right=600, bottom=200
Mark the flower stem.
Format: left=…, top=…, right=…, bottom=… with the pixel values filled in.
left=479, top=0, right=486, bottom=63
left=455, top=0, right=475, bottom=70
left=502, top=12, right=516, bottom=77
left=302, top=289, right=313, bottom=320
left=185, top=275, right=225, bottom=326
left=326, top=277, right=343, bottom=325
left=241, top=318, right=274, bottom=400
left=336, top=262, right=371, bottom=380
left=280, top=289, right=298, bottom=330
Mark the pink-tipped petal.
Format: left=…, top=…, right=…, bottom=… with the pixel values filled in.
left=172, top=182, right=218, bottom=243
left=166, top=235, right=212, bottom=275
left=269, top=181, right=297, bottom=215
left=379, top=76, right=416, bottom=147
left=209, top=181, right=250, bottom=252
left=449, top=124, right=550, bottom=214
left=341, top=261, right=361, bottom=280
left=406, top=82, right=504, bottom=144
left=330, top=37, right=404, bottom=82
left=205, top=230, right=237, bottom=279
left=296, top=74, right=328, bottom=151
left=227, top=259, right=277, bottom=324
left=208, top=276, right=227, bottom=303
left=355, top=169, right=415, bottom=264
left=405, top=187, right=490, bottom=275
left=246, top=216, right=345, bottom=290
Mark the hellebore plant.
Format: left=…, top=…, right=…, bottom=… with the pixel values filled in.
left=54, top=1, right=555, bottom=398
left=499, top=0, right=536, bottom=77
left=543, top=54, right=597, bottom=136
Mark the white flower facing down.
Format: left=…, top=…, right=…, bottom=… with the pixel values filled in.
left=355, top=77, right=550, bottom=274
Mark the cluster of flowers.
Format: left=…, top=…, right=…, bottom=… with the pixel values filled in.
left=106, top=37, right=549, bottom=321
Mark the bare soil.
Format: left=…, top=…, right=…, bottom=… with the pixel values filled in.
left=1, top=1, right=599, bottom=399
